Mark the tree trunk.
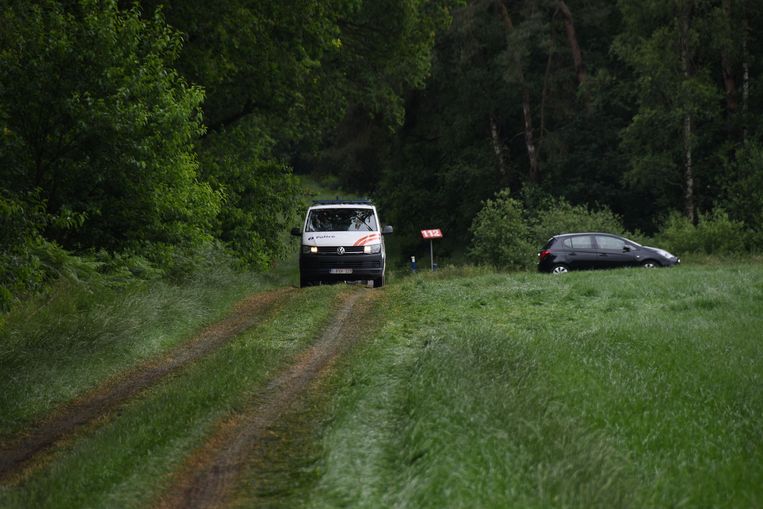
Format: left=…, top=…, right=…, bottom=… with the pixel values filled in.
left=721, top=0, right=738, bottom=114
left=742, top=5, right=750, bottom=140
left=489, top=114, right=509, bottom=175
left=557, top=0, right=587, bottom=86
left=721, top=53, right=738, bottom=114
left=683, top=114, right=695, bottom=223
left=680, top=1, right=695, bottom=223
left=539, top=45, right=555, bottom=163
left=496, top=0, right=540, bottom=182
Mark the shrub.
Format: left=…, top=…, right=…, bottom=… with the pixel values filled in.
left=528, top=199, right=626, bottom=247
left=470, top=190, right=628, bottom=271
left=657, top=209, right=747, bottom=255
left=469, top=189, right=534, bottom=269
left=0, top=193, right=46, bottom=311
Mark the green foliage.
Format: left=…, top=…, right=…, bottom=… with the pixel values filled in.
left=0, top=193, right=46, bottom=310
left=722, top=142, right=763, bottom=237
left=527, top=198, right=627, bottom=246
left=0, top=243, right=303, bottom=441
left=0, top=0, right=218, bottom=253
left=615, top=0, right=722, bottom=216
left=470, top=189, right=626, bottom=270
left=657, top=209, right=748, bottom=255
left=330, top=0, right=763, bottom=251
left=199, top=122, right=303, bottom=270
left=469, top=189, right=533, bottom=269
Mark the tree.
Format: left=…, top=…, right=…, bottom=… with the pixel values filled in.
left=198, top=120, right=302, bottom=270
left=615, top=0, right=721, bottom=223
left=0, top=0, right=218, bottom=254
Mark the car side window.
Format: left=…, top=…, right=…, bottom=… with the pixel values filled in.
left=595, top=235, right=625, bottom=251
left=569, top=235, right=593, bottom=249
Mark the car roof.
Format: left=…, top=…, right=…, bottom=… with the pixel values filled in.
left=553, top=232, right=620, bottom=237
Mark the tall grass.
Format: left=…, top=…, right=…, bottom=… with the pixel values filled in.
left=307, top=265, right=763, bottom=508
left=0, top=285, right=343, bottom=509
left=0, top=248, right=298, bottom=437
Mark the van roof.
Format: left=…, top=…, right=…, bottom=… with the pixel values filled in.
left=311, top=199, right=373, bottom=205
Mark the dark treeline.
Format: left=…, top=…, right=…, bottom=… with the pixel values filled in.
left=2, top=0, right=763, bottom=306
left=320, top=0, right=763, bottom=257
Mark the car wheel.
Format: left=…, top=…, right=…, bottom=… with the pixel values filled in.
left=300, top=277, right=312, bottom=288
left=373, top=275, right=385, bottom=288
left=551, top=264, right=569, bottom=274
left=641, top=260, right=659, bottom=268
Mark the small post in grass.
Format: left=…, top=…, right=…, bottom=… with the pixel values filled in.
left=420, top=229, right=443, bottom=271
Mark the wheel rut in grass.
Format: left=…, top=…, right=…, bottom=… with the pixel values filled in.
left=0, top=287, right=293, bottom=482
left=156, top=288, right=378, bottom=509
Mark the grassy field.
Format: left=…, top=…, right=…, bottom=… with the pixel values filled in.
left=1, top=262, right=761, bottom=508
left=304, top=264, right=763, bottom=508
left=0, top=284, right=344, bottom=508
left=0, top=253, right=298, bottom=438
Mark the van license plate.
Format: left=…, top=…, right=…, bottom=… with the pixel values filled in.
left=330, top=268, right=353, bottom=274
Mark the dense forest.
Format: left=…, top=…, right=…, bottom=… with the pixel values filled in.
left=2, top=0, right=763, bottom=306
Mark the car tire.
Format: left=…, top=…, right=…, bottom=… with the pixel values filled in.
left=641, top=260, right=659, bottom=268
left=551, top=264, right=569, bottom=274
left=373, top=275, right=385, bottom=288
left=300, top=277, right=313, bottom=288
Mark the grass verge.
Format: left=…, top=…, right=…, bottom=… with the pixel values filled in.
left=0, top=252, right=297, bottom=439
left=0, top=284, right=343, bottom=508
left=303, top=264, right=763, bottom=508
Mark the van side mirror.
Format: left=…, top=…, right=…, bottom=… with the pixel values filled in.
left=291, top=227, right=301, bottom=236
left=382, top=225, right=393, bottom=235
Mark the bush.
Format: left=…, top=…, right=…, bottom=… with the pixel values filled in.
left=469, top=189, right=534, bottom=269
left=470, top=190, right=628, bottom=271
left=657, top=209, right=747, bottom=255
left=0, top=193, right=46, bottom=310
left=0, top=1, right=218, bottom=253
left=528, top=198, right=626, bottom=246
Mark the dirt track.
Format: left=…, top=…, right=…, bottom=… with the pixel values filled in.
left=0, top=288, right=292, bottom=482
left=155, top=288, right=377, bottom=509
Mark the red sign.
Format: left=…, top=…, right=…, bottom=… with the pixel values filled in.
left=421, top=229, right=443, bottom=239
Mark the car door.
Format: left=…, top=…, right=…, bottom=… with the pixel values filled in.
left=593, top=235, right=631, bottom=268
left=562, top=235, right=598, bottom=269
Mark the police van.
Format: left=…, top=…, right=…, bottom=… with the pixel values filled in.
left=291, top=200, right=393, bottom=288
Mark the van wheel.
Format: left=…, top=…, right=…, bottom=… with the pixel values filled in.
left=300, top=277, right=312, bottom=288
left=373, top=276, right=385, bottom=288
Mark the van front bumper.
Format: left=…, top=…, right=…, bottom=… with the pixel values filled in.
left=299, top=253, right=384, bottom=281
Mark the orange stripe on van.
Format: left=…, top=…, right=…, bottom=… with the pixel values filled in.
left=353, top=233, right=381, bottom=246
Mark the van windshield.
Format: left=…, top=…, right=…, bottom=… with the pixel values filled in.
left=306, top=208, right=378, bottom=232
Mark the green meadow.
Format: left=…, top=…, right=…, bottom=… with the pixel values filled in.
left=306, top=264, right=763, bottom=508
left=1, top=262, right=761, bottom=508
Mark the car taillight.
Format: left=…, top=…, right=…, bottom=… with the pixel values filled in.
left=539, top=249, right=551, bottom=261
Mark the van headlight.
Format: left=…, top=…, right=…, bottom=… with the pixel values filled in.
left=302, top=245, right=318, bottom=254
left=364, top=244, right=381, bottom=254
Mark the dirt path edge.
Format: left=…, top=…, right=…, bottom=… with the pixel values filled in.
left=0, top=287, right=293, bottom=483
left=155, top=288, right=378, bottom=509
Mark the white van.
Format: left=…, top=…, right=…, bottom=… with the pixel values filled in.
left=291, top=200, right=393, bottom=288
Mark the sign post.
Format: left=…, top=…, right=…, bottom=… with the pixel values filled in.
left=420, top=229, right=443, bottom=271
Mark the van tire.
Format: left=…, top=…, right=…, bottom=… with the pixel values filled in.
left=300, top=277, right=312, bottom=288
left=373, top=276, right=385, bottom=288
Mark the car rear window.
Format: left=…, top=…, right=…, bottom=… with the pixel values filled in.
left=306, top=208, right=378, bottom=232
left=562, top=236, right=593, bottom=249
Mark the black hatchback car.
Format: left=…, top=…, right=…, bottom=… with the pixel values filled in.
left=538, top=233, right=680, bottom=274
